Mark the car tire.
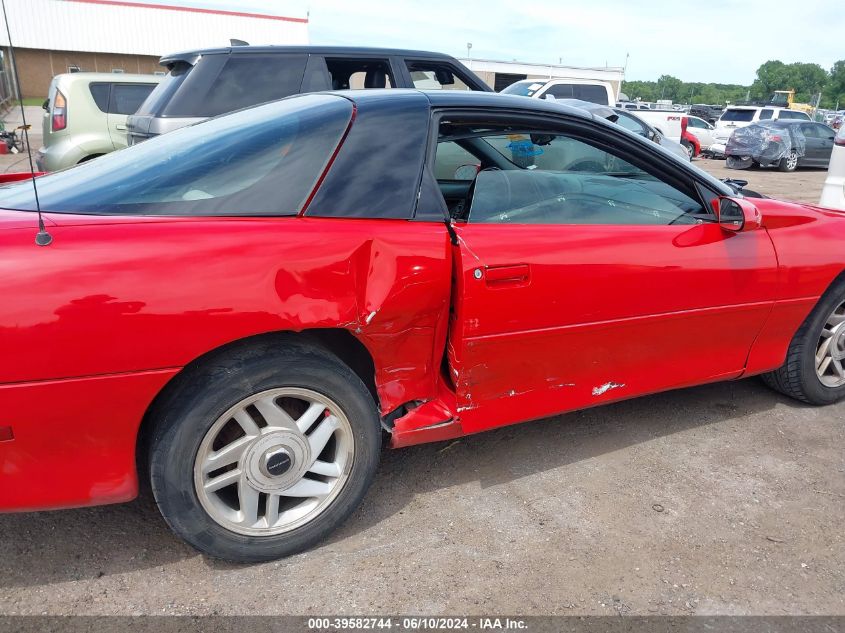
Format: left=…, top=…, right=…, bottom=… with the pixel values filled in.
left=681, top=140, right=694, bottom=159
left=77, top=153, right=103, bottom=164
left=762, top=276, right=845, bottom=405
left=778, top=150, right=799, bottom=172
left=148, top=339, right=381, bottom=563
left=726, top=155, right=751, bottom=170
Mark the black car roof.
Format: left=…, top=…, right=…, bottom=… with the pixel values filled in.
left=161, top=45, right=459, bottom=64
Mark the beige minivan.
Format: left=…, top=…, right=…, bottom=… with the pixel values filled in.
left=37, top=72, right=161, bottom=172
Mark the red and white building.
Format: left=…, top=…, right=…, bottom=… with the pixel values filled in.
left=0, top=0, right=309, bottom=98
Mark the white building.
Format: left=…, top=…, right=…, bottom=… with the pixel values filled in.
left=459, top=57, right=625, bottom=95
left=0, top=0, right=309, bottom=97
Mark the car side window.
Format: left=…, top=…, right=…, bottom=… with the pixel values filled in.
left=779, top=111, right=808, bottom=121
left=164, top=54, right=308, bottom=118
left=544, top=84, right=574, bottom=99
left=2, top=95, right=354, bottom=216
left=325, top=58, right=393, bottom=90
left=109, top=84, right=156, bottom=115
left=89, top=83, right=110, bottom=112
left=614, top=111, right=648, bottom=137
left=816, top=123, right=835, bottom=141
left=572, top=84, right=609, bottom=105
left=760, top=109, right=774, bottom=120
left=434, top=141, right=479, bottom=180
left=800, top=123, right=820, bottom=138
left=434, top=123, right=709, bottom=226
left=406, top=62, right=472, bottom=90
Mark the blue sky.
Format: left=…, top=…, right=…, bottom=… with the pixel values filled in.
left=149, top=0, right=844, bottom=85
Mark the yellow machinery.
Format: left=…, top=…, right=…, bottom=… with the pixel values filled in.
left=771, top=90, right=815, bottom=114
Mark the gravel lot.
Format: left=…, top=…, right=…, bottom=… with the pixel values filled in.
left=0, top=127, right=842, bottom=616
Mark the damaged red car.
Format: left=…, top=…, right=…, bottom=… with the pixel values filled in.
left=1, top=90, right=845, bottom=562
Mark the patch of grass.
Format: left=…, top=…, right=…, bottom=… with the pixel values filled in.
left=16, top=98, right=46, bottom=106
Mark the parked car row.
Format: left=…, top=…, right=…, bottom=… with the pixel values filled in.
left=38, top=47, right=490, bottom=171
left=724, top=120, right=835, bottom=172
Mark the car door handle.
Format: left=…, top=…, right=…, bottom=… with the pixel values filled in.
left=484, top=263, right=530, bottom=286
left=115, top=124, right=127, bottom=131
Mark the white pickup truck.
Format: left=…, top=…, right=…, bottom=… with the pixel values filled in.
left=626, top=109, right=685, bottom=143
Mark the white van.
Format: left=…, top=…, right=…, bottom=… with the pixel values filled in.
left=501, top=78, right=615, bottom=106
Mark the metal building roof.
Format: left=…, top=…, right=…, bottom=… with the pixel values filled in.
left=0, top=0, right=309, bottom=56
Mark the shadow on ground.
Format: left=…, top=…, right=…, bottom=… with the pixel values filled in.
left=0, top=378, right=803, bottom=585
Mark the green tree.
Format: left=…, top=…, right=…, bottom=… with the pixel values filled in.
left=751, top=60, right=827, bottom=105
left=827, top=60, right=845, bottom=109
left=656, top=74, right=683, bottom=101
left=750, top=60, right=789, bottom=99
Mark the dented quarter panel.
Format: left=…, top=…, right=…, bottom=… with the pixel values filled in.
left=0, top=213, right=451, bottom=508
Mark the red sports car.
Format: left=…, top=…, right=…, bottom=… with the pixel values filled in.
left=1, top=90, right=844, bottom=562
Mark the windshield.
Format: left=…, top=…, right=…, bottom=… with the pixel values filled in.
left=720, top=109, right=756, bottom=122
left=0, top=94, right=353, bottom=216
left=501, top=81, right=544, bottom=97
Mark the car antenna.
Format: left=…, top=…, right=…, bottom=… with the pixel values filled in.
left=1, top=0, right=51, bottom=246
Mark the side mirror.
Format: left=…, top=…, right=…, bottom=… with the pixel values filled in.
left=716, top=197, right=762, bottom=232
left=41, top=99, right=49, bottom=111
left=454, top=164, right=480, bottom=180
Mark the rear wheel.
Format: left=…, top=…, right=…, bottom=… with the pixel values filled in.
left=762, top=277, right=845, bottom=405
left=681, top=140, right=695, bottom=160
left=77, top=153, right=104, bottom=164
left=778, top=149, right=799, bottom=172
left=726, top=155, right=752, bottom=170
left=148, top=341, right=381, bottom=562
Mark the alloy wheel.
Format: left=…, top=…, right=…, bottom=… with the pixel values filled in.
left=816, top=299, right=845, bottom=388
left=194, top=387, right=354, bottom=536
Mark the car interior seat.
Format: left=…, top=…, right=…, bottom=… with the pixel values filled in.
left=364, top=70, right=387, bottom=89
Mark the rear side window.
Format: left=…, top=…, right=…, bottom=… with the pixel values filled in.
left=544, top=84, right=574, bottom=99
left=0, top=94, right=353, bottom=216
left=109, top=84, right=157, bottom=115
left=542, top=84, right=608, bottom=105
left=163, top=54, right=308, bottom=118
left=778, top=110, right=809, bottom=121
left=89, top=83, right=110, bottom=112
left=325, top=58, right=393, bottom=90
left=135, top=60, right=194, bottom=116
left=573, top=84, right=609, bottom=105
left=406, top=62, right=473, bottom=91
left=759, top=109, right=774, bottom=120
left=720, top=109, right=755, bottom=122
